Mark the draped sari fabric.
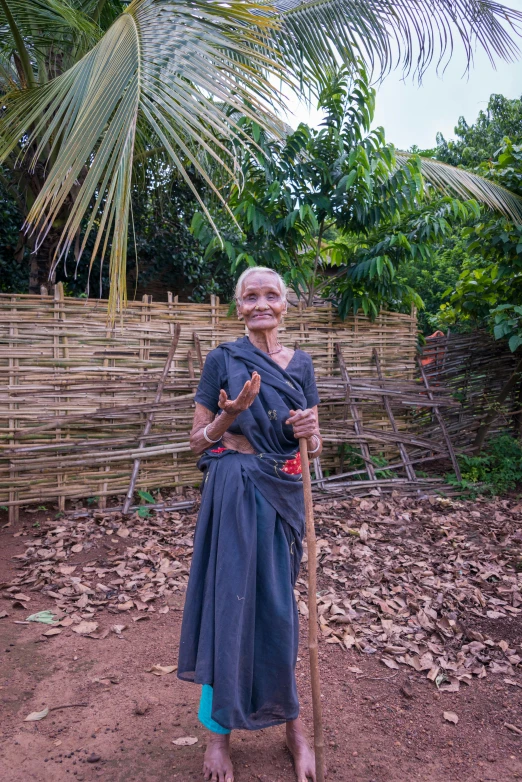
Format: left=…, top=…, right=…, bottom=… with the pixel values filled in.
left=177, top=337, right=320, bottom=730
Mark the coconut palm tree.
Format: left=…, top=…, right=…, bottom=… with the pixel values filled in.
left=1, top=0, right=522, bottom=315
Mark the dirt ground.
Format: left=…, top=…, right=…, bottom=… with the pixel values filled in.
left=1, top=493, right=521, bottom=782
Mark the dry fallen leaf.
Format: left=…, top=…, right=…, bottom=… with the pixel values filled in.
left=172, top=736, right=198, bottom=746
left=146, top=664, right=177, bottom=676
left=88, top=629, right=110, bottom=640
left=72, top=621, right=98, bottom=635
left=438, top=677, right=460, bottom=693
left=381, top=656, right=400, bottom=670
left=24, top=707, right=49, bottom=722
left=0, top=611, right=8, bottom=619
left=43, top=628, right=62, bottom=637
left=443, top=711, right=459, bottom=725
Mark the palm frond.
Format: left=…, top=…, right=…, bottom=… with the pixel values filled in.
left=396, top=153, right=522, bottom=223
left=0, top=0, right=101, bottom=62
left=0, top=0, right=288, bottom=317
left=273, top=0, right=522, bottom=81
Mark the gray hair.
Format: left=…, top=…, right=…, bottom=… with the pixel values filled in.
left=234, top=266, right=287, bottom=303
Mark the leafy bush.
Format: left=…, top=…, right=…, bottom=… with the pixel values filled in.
left=448, top=435, right=522, bottom=495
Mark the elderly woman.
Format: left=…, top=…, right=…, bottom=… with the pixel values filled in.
left=178, top=267, right=323, bottom=782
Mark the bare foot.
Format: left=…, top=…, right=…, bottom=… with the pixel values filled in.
left=203, top=731, right=234, bottom=782
left=286, top=718, right=318, bottom=782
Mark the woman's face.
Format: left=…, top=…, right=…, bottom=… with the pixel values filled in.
left=237, top=271, right=286, bottom=332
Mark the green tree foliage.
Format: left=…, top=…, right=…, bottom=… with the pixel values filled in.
left=194, top=65, right=482, bottom=318
left=401, top=96, right=522, bottom=337
left=396, top=233, right=478, bottom=333
left=128, top=169, right=233, bottom=303
left=0, top=177, right=27, bottom=292
left=439, top=139, right=522, bottom=348
left=435, top=94, right=522, bottom=167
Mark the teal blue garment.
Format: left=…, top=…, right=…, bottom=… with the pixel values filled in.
left=199, top=685, right=231, bottom=734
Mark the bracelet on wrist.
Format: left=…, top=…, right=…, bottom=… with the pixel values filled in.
left=203, top=423, right=221, bottom=444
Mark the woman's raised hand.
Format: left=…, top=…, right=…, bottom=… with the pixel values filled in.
left=218, top=371, right=261, bottom=416
left=286, top=408, right=318, bottom=440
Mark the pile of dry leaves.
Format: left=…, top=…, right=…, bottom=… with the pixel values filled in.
left=1, top=500, right=197, bottom=637
left=2, top=491, right=522, bottom=693
left=297, top=493, right=522, bottom=692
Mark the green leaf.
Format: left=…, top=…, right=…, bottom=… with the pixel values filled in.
left=508, top=334, right=522, bottom=352
left=137, top=489, right=155, bottom=504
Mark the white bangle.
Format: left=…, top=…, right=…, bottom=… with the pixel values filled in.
left=203, top=423, right=221, bottom=444
left=307, top=434, right=321, bottom=455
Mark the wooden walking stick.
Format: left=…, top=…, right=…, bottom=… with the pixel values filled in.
left=299, top=438, right=326, bottom=782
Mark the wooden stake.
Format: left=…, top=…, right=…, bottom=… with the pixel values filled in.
left=122, top=324, right=181, bottom=513
left=299, top=438, right=326, bottom=782
left=372, top=348, right=416, bottom=482
left=416, top=355, right=462, bottom=481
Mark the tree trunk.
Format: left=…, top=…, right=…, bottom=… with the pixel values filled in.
left=473, top=356, right=522, bottom=452
left=28, top=229, right=59, bottom=293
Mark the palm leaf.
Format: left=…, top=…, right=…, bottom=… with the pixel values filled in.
left=0, top=0, right=101, bottom=77
left=396, top=153, right=522, bottom=223
left=0, top=0, right=288, bottom=317
left=274, top=0, right=522, bottom=81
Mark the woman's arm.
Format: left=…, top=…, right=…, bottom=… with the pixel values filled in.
left=190, top=372, right=262, bottom=455
left=286, top=405, right=323, bottom=458
left=190, top=404, right=239, bottom=455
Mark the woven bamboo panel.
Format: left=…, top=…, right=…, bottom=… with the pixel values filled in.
left=418, top=330, right=518, bottom=450
left=0, top=289, right=418, bottom=511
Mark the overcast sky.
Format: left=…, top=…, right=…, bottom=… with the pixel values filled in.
left=281, top=1, right=522, bottom=151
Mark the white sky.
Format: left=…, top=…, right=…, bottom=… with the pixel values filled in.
left=281, top=1, right=522, bottom=151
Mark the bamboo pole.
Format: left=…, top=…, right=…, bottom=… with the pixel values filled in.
left=8, top=297, right=19, bottom=522
left=299, top=438, right=326, bottom=782
left=373, top=348, right=416, bottom=481
left=122, top=324, right=181, bottom=513
left=335, top=343, right=377, bottom=483
left=417, top=356, right=462, bottom=481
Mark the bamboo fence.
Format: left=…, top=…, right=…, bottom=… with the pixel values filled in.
left=417, top=330, right=519, bottom=450
left=0, top=288, right=418, bottom=516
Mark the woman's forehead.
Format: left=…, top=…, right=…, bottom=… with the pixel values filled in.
left=241, top=272, right=282, bottom=295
